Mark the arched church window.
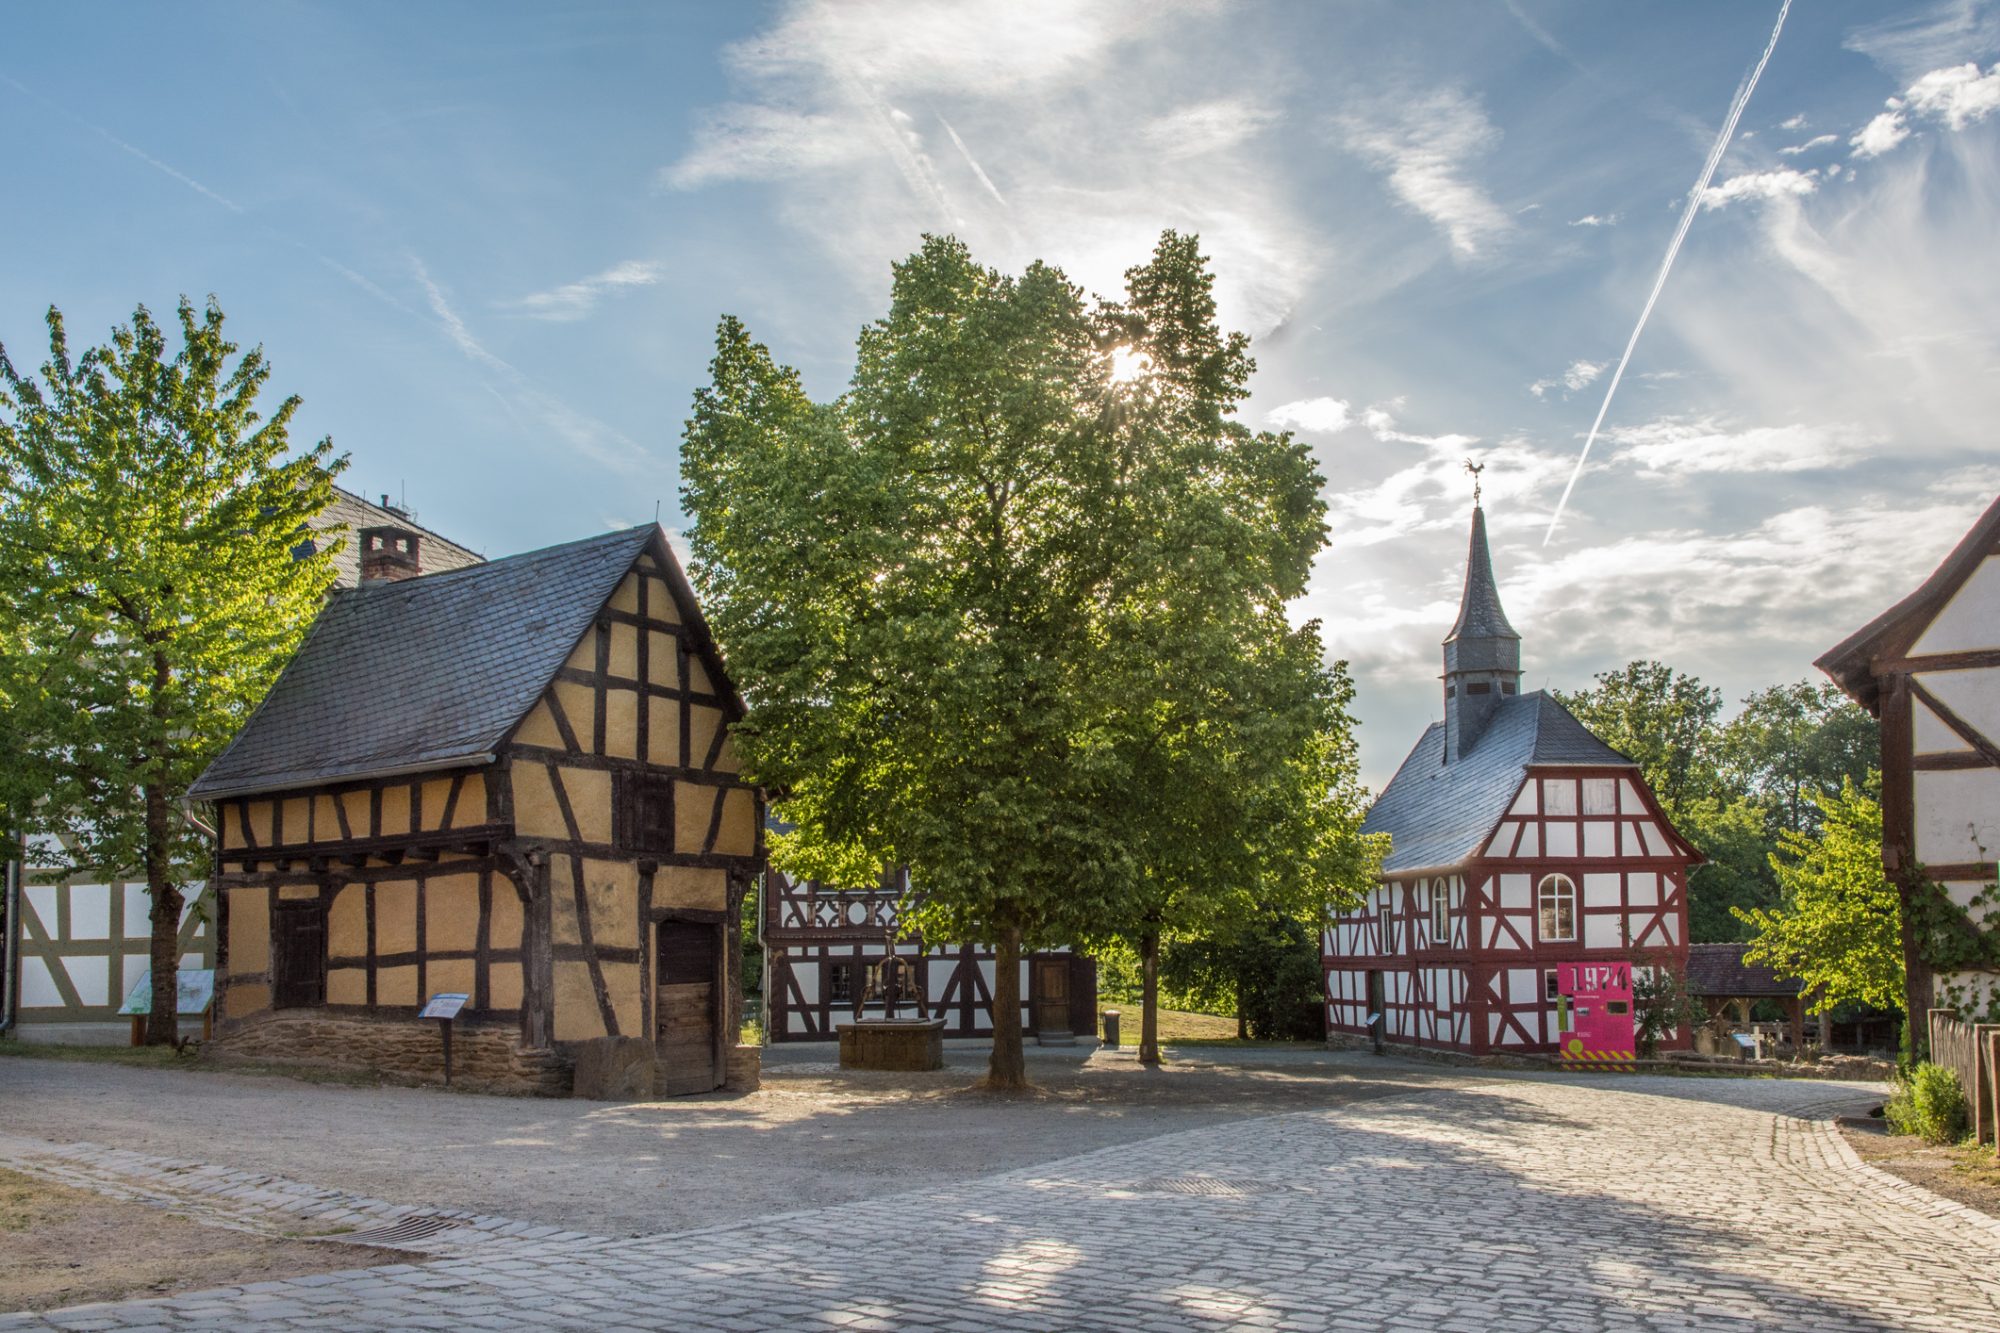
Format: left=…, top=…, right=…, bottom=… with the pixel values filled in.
left=1537, top=874, right=1577, bottom=943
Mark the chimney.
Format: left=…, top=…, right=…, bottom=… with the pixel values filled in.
left=359, top=525, right=422, bottom=583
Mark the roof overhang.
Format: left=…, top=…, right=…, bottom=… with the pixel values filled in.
left=188, top=751, right=497, bottom=803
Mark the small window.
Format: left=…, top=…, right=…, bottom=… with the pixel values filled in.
left=1541, top=780, right=1577, bottom=816
left=828, top=963, right=853, bottom=1004
left=1582, top=778, right=1617, bottom=815
left=1466, top=681, right=1492, bottom=695
left=1501, top=681, right=1518, bottom=695
left=1606, top=1001, right=1630, bottom=1015
left=1538, top=874, right=1577, bottom=943
left=1545, top=970, right=1560, bottom=1002
left=1429, top=881, right=1450, bottom=941
left=1378, top=899, right=1397, bottom=954
left=615, top=772, right=674, bottom=852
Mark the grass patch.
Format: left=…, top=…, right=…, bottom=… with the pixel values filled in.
left=1109, top=1008, right=1316, bottom=1047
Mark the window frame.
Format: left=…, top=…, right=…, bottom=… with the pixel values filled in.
left=1537, top=873, right=1578, bottom=944
left=1429, top=879, right=1451, bottom=943
left=614, top=771, right=675, bottom=853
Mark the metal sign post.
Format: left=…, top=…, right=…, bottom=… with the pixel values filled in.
left=419, top=993, right=470, bottom=1085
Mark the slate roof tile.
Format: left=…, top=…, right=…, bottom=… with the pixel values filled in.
left=1685, top=943, right=1800, bottom=997
left=190, top=526, right=657, bottom=800
left=1362, top=692, right=1636, bottom=874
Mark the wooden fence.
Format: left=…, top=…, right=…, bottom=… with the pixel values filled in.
left=1927, top=1009, right=2000, bottom=1146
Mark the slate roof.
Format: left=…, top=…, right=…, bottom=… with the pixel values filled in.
left=1446, top=506, right=1519, bottom=644
left=311, top=486, right=485, bottom=588
left=1685, top=943, right=1800, bottom=998
left=1362, top=691, right=1638, bottom=874
left=191, top=526, right=658, bottom=801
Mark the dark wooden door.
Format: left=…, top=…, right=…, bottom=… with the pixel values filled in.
left=1032, top=958, right=1069, bottom=1034
left=271, top=900, right=326, bottom=1009
left=655, top=921, right=721, bottom=1096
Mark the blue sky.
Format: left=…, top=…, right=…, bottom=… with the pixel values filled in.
left=5, top=1, right=1999, bottom=786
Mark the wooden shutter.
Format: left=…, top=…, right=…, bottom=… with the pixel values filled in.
left=272, top=899, right=326, bottom=1009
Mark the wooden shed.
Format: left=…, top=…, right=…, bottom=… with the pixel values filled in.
left=188, top=524, right=763, bottom=1094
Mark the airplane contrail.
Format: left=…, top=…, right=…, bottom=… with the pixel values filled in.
left=1543, top=0, right=1793, bottom=546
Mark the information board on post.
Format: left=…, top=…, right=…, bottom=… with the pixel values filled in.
left=420, top=993, right=469, bottom=1020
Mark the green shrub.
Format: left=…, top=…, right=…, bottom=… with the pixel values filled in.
left=1884, top=1062, right=1970, bottom=1144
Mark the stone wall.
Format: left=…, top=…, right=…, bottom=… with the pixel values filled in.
left=213, top=1011, right=568, bottom=1096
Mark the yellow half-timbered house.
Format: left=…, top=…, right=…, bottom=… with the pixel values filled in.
left=187, top=524, right=763, bottom=1094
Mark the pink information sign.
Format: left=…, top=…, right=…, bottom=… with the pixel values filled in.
left=1555, top=961, right=1635, bottom=1067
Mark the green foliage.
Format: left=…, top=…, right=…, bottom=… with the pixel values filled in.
left=1884, top=1061, right=1969, bottom=1144
left=0, top=299, right=342, bottom=1041
left=1735, top=781, right=1902, bottom=1015
left=1718, top=681, right=1878, bottom=838
left=680, top=233, right=1377, bottom=1082
left=1677, top=794, right=1781, bottom=944
left=1554, top=661, right=1725, bottom=814
left=1630, top=959, right=1701, bottom=1058
left=1161, top=908, right=1326, bottom=1041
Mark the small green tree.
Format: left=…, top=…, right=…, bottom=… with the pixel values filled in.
left=1718, top=680, right=1878, bottom=838
left=1735, top=781, right=1902, bottom=1026
left=0, top=300, right=342, bottom=1042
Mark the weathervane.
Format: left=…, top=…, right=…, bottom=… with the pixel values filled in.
left=1464, top=459, right=1485, bottom=507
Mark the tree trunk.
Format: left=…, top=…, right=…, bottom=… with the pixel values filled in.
left=1139, top=927, right=1161, bottom=1066
left=985, top=921, right=1028, bottom=1089
left=1817, top=1005, right=1832, bottom=1051
left=1235, top=982, right=1248, bottom=1041
left=143, top=779, right=181, bottom=1046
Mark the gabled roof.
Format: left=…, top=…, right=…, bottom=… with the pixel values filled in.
left=313, top=486, right=485, bottom=587
left=190, top=526, right=658, bottom=801
left=1362, top=692, right=1637, bottom=875
left=1685, top=943, right=1799, bottom=998
left=1818, top=492, right=2000, bottom=715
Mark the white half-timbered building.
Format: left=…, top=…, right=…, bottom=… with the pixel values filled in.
left=762, top=865, right=1096, bottom=1043
left=1324, top=503, right=1699, bottom=1061
left=1820, top=492, right=2000, bottom=1022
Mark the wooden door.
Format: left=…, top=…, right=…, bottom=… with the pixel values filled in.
left=271, top=900, right=326, bottom=1009
left=655, top=921, right=721, bottom=1096
left=1032, top=957, right=1069, bottom=1034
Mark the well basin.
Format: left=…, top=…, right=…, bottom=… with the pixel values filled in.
left=838, top=1018, right=947, bottom=1071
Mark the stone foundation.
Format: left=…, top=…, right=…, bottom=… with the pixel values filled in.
left=213, top=1012, right=568, bottom=1096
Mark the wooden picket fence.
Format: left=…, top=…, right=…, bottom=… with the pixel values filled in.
left=1927, top=1009, right=2000, bottom=1147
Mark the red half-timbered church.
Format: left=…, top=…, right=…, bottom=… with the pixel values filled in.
left=1325, top=503, right=1700, bottom=1061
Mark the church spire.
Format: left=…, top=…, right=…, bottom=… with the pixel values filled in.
left=1442, top=487, right=1522, bottom=763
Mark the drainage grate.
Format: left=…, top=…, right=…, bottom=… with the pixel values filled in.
left=338, top=1214, right=465, bottom=1246
left=1126, top=1177, right=1290, bottom=1197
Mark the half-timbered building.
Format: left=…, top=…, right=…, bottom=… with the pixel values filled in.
left=1324, top=503, right=1699, bottom=1061
left=186, top=524, right=763, bottom=1094
left=1819, top=492, right=2000, bottom=1023
left=762, top=865, right=1096, bottom=1042
left=3, top=487, right=481, bottom=1045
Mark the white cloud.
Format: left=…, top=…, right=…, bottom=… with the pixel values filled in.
left=1906, top=61, right=2000, bottom=128
left=1778, top=113, right=1810, bottom=131
left=1567, top=213, right=1620, bottom=227
left=1265, top=396, right=1353, bottom=435
left=1846, top=2, right=2000, bottom=82
left=1698, top=168, right=1818, bottom=209
left=1528, top=359, right=1605, bottom=400
left=508, top=260, right=665, bottom=322
left=662, top=1, right=1315, bottom=336
left=1606, top=416, right=1880, bottom=476
left=1779, top=134, right=1839, bottom=155
left=1332, top=89, right=1512, bottom=260
left=1851, top=109, right=1913, bottom=157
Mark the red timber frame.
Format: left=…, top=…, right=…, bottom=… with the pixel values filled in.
left=761, top=867, right=1095, bottom=1042
left=1324, top=765, right=1697, bottom=1055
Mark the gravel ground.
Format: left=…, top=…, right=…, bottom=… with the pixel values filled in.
left=0, top=1045, right=1464, bottom=1237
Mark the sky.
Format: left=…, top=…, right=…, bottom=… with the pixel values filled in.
left=5, top=1, right=2000, bottom=788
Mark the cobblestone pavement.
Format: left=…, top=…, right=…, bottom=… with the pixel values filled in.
left=9, top=1073, right=2000, bottom=1332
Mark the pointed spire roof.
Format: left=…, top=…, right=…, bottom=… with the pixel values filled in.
left=1445, top=505, right=1519, bottom=645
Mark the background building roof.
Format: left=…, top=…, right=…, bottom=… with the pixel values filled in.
left=311, top=486, right=485, bottom=587
left=1685, top=943, right=1801, bottom=998
left=1362, top=692, right=1637, bottom=874
left=190, top=525, right=656, bottom=801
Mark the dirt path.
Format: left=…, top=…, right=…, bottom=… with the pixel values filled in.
left=1839, top=1117, right=2000, bottom=1220
left=0, top=1168, right=404, bottom=1313
left=0, top=1047, right=1464, bottom=1237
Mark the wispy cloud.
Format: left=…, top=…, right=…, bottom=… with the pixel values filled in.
left=1266, top=396, right=1353, bottom=435
left=1333, top=89, right=1511, bottom=260
left=1529, top=359, right=1606, bottom=400
left=1568, top=213, right=1620, bottom=227
left=1778, top=113, right=1810, bottom=131
left=506, top=260, right=665, bottom=322
left=1606, top=415, right=1880, bottom=476
left=1700, top=167, right=1818, bottom=210
left=662, top=1, right=1312, bottom=335
left=411, top=257, right=654, bottom=475
left=1779, top=133, right=1839, bottom=155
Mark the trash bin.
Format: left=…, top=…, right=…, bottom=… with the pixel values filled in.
left=1102, top=1009, right=1121, bottom=1048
